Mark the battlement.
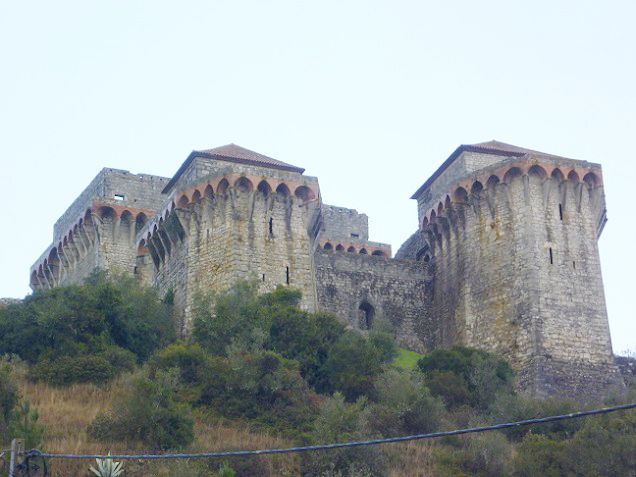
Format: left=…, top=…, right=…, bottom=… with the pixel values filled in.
left=27, top=140, right=621, bottom=399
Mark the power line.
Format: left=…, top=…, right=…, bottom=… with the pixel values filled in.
left=23, top=402, right=636, bottom=461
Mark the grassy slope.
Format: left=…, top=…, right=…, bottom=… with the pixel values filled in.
left=20, top=378, right=299, bottom=477
left=394, top=347, right=424, bottom=370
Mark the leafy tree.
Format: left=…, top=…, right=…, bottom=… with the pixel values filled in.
left=321, top=332, right=396, bottom=401
left=0, top=272, right=174, bottom=384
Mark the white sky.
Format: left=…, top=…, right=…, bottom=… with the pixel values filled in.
left=1, top=1, right=634, bottom=354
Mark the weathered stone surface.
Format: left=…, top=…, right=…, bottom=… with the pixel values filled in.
left=28, top=141, right=621, bottom=400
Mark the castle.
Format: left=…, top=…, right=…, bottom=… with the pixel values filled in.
left=29, top=141, right=623, bottom=398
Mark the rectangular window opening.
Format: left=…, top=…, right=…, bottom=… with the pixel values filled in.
left=114, top=194, right=125, bottom=201
left=351, top=233, right=359, bottom=239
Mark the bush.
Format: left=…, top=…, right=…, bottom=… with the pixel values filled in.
left=366, top=368, right=443, bottom=437
left=0, top=272, right=175, bottom=370
left=8, top=400, right=44, bottom=450
left=89, top=369, right=194, bottom=450
left=417, top=347, right=514, bottom=410
left=301, top=393, right=386, bottom=476
left=321, top=332, right=395, bottom=402
left=30, top=354, right=117, bottom=386
left=0, top=363, right=19, bottom=441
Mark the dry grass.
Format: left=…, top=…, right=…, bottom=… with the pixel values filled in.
left=386, top=441, right=436, bottom=477
left=19, top=379, right=299, bottom=476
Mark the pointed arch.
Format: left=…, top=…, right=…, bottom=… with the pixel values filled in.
left=120, top=210, right=133, bottom=224
left=528, top=165, right=547, bottom=178
left=503, top=167, right=523, bottom=183
left=567, top=170, right=580, bottom=182
left=583, top=172, right=599, bottom=189
left=276, top=183, right=290, bottom=197
left=471, top=181, right=484, bottom=194
left=135, top=213, right=147, bottom=236
left=551, top=168, right=564, bottom=181
left=487, top=175, right=500, bottom=188
left=437, top=202, right=444, bottom=214
left=137, top=239, right=148, bottom=256
left=204, top=184, right=215, bottom=200
left=257, top=180, right=272, bottom=197
left=358, top=301, right=375, bottom=330
left=359, top=248, right=368, bottom=255
left=416, top=245, right=431, bottom=263
left=217, top=179, right=230, bottom=196
left=430, top=210, right=437, bottom=221
left=371, top=250, right=386, bottom=257
left=453, top=187, right=468, bottom=203
left=192, top=189, right=202, bottom=204
left=336, top=244, right=345, bottom=251
left=235, top=177, right=253, bottom=193
left=323, top=242, right=333, bottom=251
left=178, top=194, right=189, bottom=208
left=294, top=185, right=315, bottom=202
left=422, top=217, right=429, bottom=229
left=347, top=246, right=356, bottom=253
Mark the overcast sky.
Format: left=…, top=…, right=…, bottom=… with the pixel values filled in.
left=1, top=1, right=634, bottom=354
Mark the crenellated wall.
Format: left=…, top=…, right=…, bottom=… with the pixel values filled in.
left=412, top=154, right=622, bottom=398
left=314, top=250, right=432, bottom=352
left=135, top=163, right=321, bottom=332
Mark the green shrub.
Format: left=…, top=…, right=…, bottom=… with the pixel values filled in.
left=0, top=272, right=175, bottom=367
left=8, top=400, right=44, bottom=450
left=367, top=368, right=443, bottom=437
left=301, top=393, right=386, bottom=477
left=89, top=369, right=194, bottom=450
left=0, top=363, right=19, bottom=441
left=30, top=354, right=116, bottom=385
left=417, top=347, right=514, bottom=410
left=321, top=332, right=395, bottom=402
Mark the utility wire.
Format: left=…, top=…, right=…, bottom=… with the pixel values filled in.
left=24, top=402, right=636, bottom=461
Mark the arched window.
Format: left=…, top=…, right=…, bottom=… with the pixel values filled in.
left=416, top=246, right=431, bottom=262
left=257, top=180, right=272, bottom=197
left=276, top=183, right=290, bottom=197
left=347, top=246, right=356, bottom=253
left=359, top=248, right=368, bottom=255
left=358, top=301, right=375, bottom=330
left=336, top=244, right=345, bottom=251
left=323, top=242, right=333, bottom=251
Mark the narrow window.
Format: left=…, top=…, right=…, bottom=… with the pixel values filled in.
left=269, top=218, right=273, bottom=235
left=559, top=204, right=563, bottom=220
left=549, top=247, right=553, bottom=264
left=351, top=233, right=359, bottom=239
left=572, top=261, right=576, bottom=270
left=262, top=273, right=265, bottom=282
left=114, top=194, right=125, bottom=201
left=285, top=266, right=290, bottom=284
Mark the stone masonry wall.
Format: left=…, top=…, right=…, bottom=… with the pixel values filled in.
left=320, top=204, right=369, bottom=241
left=314, top=250, right=432, bottom=352
left=415, top=157, right=622, bottom=399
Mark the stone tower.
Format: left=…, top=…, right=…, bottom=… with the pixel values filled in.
left=133, top=145, right=322, bottom=331
left=405, top=141, right=622, bottom=397
left=29, top=168, right=168, bottom=290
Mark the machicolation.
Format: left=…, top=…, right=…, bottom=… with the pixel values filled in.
left=29, top=140, right=623, bottom=399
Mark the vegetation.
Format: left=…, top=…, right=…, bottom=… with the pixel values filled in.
left=0, top=276, right=634, bottom=476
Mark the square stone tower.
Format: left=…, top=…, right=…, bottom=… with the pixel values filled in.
left=409, top=141, right=622, bottom=398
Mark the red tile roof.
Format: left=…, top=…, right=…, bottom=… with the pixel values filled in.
left=410, top=140, right=568, bottom=199
left=163, top=144, right=304, bottom=193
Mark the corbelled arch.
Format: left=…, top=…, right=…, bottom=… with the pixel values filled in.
left=235, top=177, right=253, bottom=193
left=503, top=167, right=523, bottom=184
left=294, top=185, right=315, bottom=202
left=275, top=183, right=290, bottom=197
